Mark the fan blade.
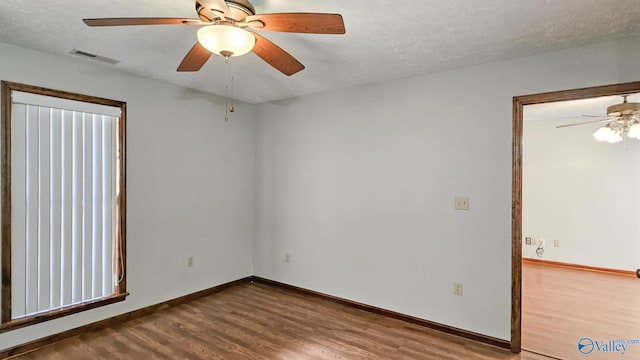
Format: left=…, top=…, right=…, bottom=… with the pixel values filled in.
left=556, top=118, right=612, bottom=128
left=198, top=0, right=231, bottom=18
left=252, top=33, right=305, bottom=76
left=83, top=18, right=202, bottom=26
left=245, top=13, right=345, bottom=34
left=177, top=42, right=212, bottom=72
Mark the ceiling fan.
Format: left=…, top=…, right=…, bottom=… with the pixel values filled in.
left=83, top=0, right=345, bottom=76
left=556, top=95, right=640, bottom=143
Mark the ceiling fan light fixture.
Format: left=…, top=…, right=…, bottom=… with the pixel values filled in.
left=197, top=25, right=255, bottom=57
left=83, top=2, right=346, bottom=74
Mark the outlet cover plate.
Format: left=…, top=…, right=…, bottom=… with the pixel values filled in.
left=455, top=196, right=470, bottom=210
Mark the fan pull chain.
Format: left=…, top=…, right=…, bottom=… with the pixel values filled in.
left=230, top=59, right=235, bottom=114
left=224, top=56, right=230, bottom=122
left=223, top=56, right=237, bottom=121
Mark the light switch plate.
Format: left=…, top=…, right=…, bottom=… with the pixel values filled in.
left=453, top=282, right=463, bottom=296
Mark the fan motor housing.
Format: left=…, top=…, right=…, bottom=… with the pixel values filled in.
left=607, top=102, right=640, bottom=116
left=227, top=0, right=256, bottom=16
left=196, top=0, right=256, bottom=22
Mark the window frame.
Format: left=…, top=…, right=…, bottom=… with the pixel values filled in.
left=1, top=81, right=127, bottom=332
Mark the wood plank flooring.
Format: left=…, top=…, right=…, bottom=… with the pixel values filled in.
left=10, top=281, right=551, bottom=360
left=522, top=262, right=640, bottom=359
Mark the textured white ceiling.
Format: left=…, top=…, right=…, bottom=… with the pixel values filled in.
left=1, top=0, right=640, bottom=103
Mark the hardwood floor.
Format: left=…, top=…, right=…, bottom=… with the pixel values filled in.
left=523, top=261, right=640, bottom=359
left=9, top=281, right=552, bottom=360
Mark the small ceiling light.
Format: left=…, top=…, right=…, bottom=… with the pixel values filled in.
left=608, top=132, right=623, bottom=143
left=628, top=122, right=640, bottom=139
left=197, top=25, right=255, bottom=58
left=593, top=126, right=613, bottom=142
left=593, top=125, right=623, bottom=143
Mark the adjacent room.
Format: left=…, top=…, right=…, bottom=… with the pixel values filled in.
left=1, top=0, right=640, bottom=359
left=521, top=94, right=640, bottom=359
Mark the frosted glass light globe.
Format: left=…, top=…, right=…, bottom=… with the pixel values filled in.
left=593, top=126, right=613, bottom=142
left=628, top=123, right=640, bottom=139
left=197, top=25, right=255, bottom=57
left=608, top=132, right=623, bottom=143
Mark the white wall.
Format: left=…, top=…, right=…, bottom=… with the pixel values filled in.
left=253, top=35, right=640, bottom=341
left=0, top=42, right=256, bottom=349
left=3, top=34, right=640, bottom=350
left=522, top=109, right=640, bottom=270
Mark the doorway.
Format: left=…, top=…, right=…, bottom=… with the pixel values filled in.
left=511, top=80, right=640, bottom=356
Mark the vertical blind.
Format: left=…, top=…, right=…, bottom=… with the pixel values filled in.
left=11, top=92, right=120, bottom=319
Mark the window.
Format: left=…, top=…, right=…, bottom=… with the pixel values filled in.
left=1, top=81, right=127, bottom=331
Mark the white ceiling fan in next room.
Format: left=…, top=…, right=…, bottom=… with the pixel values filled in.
left=556, top=95, right=640, bottom=144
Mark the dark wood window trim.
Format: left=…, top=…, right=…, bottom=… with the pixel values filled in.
left=511, top=80, right=640, bottom=353
left=0, top=293, right=128, bottom=333
left=1, top=81, right=127, bottom=332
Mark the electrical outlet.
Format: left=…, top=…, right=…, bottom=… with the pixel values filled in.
left=554, top=239, right=560, bottom=247
left=536, top=239, right=545, bottom=257
left=187, top=256, right=194, bottom=267
left=453, top=282, right=463, bottom=296
left=454, top=196, right=470, bottom=210
left=285, top=253, right=291, bottom=263
left=525, top=237, right=532, bottom=245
